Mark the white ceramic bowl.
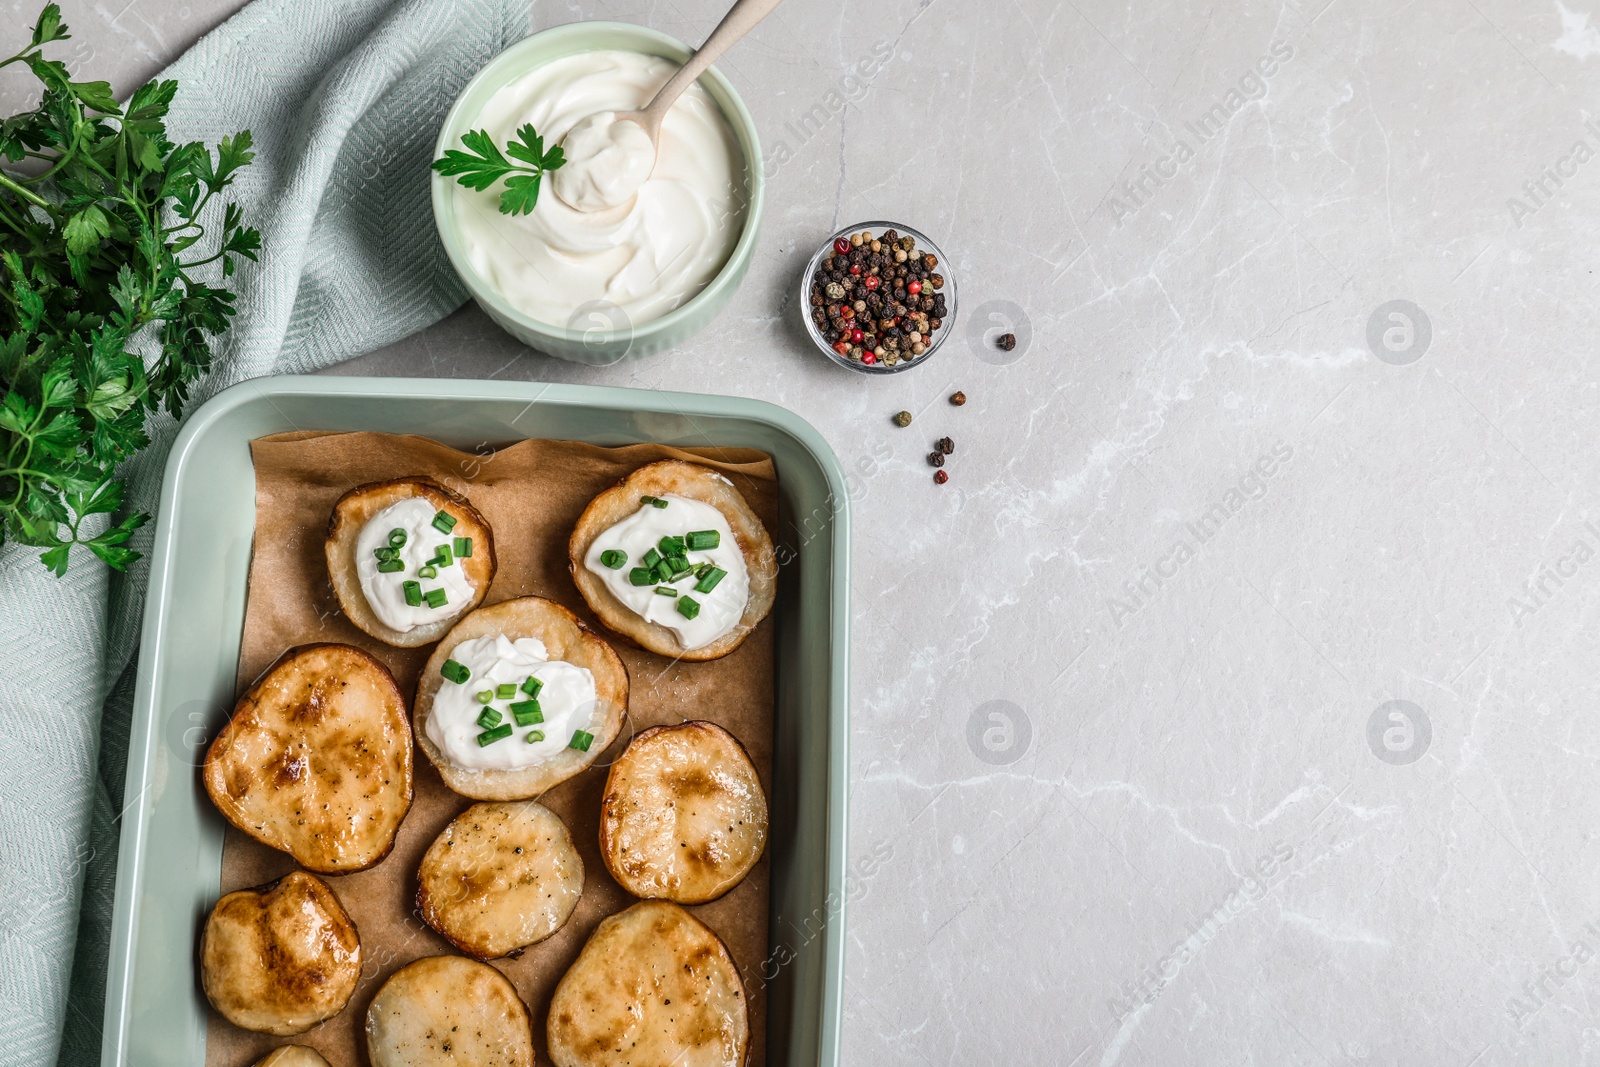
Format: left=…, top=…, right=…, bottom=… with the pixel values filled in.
left=431, top=22, right=765, bottom=366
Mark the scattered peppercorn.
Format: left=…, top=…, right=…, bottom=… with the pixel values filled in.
left=934, top=469, right=949, bottom=485
left=928, top=451, right=944, bottom=468
left=809, top=227, right=950, bottom=368
left=998, top=333, right=1017, bottom=351
left=950, top=391, right=967, bottom=406
left=937, top=436, right=954, bottom=455
left=894, top=410, right=913, bottom=427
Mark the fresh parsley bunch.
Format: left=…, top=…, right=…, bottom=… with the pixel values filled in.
left=0, top=4, right=259, bottom=575
left=432, top=124, right=566, bottom=215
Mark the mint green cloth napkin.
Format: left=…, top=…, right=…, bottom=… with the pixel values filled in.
left=0, top=1, right=528, bottom=1062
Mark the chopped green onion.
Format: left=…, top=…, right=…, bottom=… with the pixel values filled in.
left=686, top=530, right=721, bottom=551
left=418, top=565, right=438, bottom=579
left=666, top=558, right=693, bottom=582
left=653, top=560, right=674, bottom=582
left=374, top=546, right=399, bottom=561
left=600, top=549, right=628, bottom=569
left=510, top=700, right=543, bottom=726
left=569, top=730, right=595, bottom=752
left=642, top=548, right=662, bottom=569
left=435, top=543, right=454, bottom=566
left=432, top=510, right=457, bottom=534
left=477, top=707, right=503, bottom=729
left=454, top=536, right=473, bottom=558
left=477, top=723, right=513, bottom=746
left=521, top=676, right=543, bottom=698
left=628, top=567, right=654, bottom=586
left=475, top=689, right=494, bottom=704
left=402, top=580, right=423, bottom=607
left=388, top=528, right=407, bottom=548
left=376, top=559, right=404, bottom=573
left=496, top=683, right=517, bottom=700
left=658, top=535, right=686, bottom=557
left=694, top=562, right=713, bottom=578
left=677, top=595, right=701, bottom=619
left=526, top=730, right=545, bottom=743
left=424, top=588, right=448, bottom=609
left=641, top=495, right=668, bottom=508
left=655, top=585, right=679, bottom=597
left=695, top=567, right=727, bottom=594
left=440, top=660, right=470, bottom=684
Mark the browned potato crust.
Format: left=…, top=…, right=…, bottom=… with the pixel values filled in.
left=251, top=1049, right=332, bottom=1067
left=252, top=1050, right=332, bottom=1067
left=600, top=722, right=767, bottom=904
left=416, top=800, right=584, bottom=960
left=415, top=597, right=628, bottom=800
left=325, top=477, right=496, bottom=647
left=200, top=871, right=360, bottom=1036
left=568, top=461, right=776, bottom=661
left=548, top=900, right=748, bottom=1067
left=203, top=643, right=413, bottom=873
left=367, top=955, right=534, bottom=1067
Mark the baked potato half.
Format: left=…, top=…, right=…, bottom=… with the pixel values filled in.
left=325, top=477, right=496, bottom=648
left=252, top=1047, right=333, bottom=1067
left=200, top=871, right=361, bottom=1036
left=600, top=722, right=767, bottom=904
left=417, top=800, right=584, bottom=960
left=548, top=900, right=749, bottom=1067
left=366, top=955, right=534, bottom=1067
left=415, top=597, right=628, bottom=800
left=203, top=643, right=413, bottom=873
left=568, top=461, right=776, bottom=661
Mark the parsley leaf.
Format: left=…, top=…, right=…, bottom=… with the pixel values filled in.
left=0, top=3, right=260, bottom=575
left=431, top=123, right=567, bottom=216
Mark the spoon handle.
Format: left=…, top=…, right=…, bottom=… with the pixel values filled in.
left=642, top=0, right=788, bottom=127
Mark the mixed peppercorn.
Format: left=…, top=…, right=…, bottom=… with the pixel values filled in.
left=810, top=228, right=949, bottom=367
left=894, top=395, right=967, bottom=486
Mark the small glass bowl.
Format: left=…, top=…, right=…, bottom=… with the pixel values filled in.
left=799, top=220, right=957, bottom=375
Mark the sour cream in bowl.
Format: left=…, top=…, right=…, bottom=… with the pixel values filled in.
left=432, top=24, right=765, bottom=365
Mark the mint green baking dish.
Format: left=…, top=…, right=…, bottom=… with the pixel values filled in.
left=431, top=22, right=765, bottom=365
left=101, top=376, right=848, bottom=1066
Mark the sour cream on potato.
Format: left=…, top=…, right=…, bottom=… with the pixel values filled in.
left=584, top=495, right=749, bottom=651
left=426, top=635, right=599, bottom=773
left=355, top=499, right=474, bottom=633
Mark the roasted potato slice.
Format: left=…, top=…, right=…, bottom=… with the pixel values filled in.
left=203, top=643, right=413, bottom=873
left=415, top=597, right=628, bottom=800
left=325, top=477, right=496, bottom=647
left=367, top=955, right=534, bottom=1067
left=600, top=722, right=767, bottom=904
left=548, top=900, right=748, bottom=1067
left=568, top=461, right=776, bottom=661
left=417, top=800, right=584, bottom=960
left=200, top=871, right=360, bottom=1036
left=252, top=1047, right=333, bottom=1067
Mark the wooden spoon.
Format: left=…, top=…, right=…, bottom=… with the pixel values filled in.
left=621, top=0, right=788, bottom=146
left=553, top=0, right=788, bottom=212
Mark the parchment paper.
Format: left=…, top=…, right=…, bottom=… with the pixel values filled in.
left=205, top=431, right=776, bottom=1067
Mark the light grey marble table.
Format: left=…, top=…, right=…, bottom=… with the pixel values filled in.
left=10, top=0, right=1600, bottom=1064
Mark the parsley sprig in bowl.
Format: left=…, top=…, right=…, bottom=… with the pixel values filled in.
left=0, top=4, right=260, bottom=574
left=431, top=124, right=566, bottom=216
